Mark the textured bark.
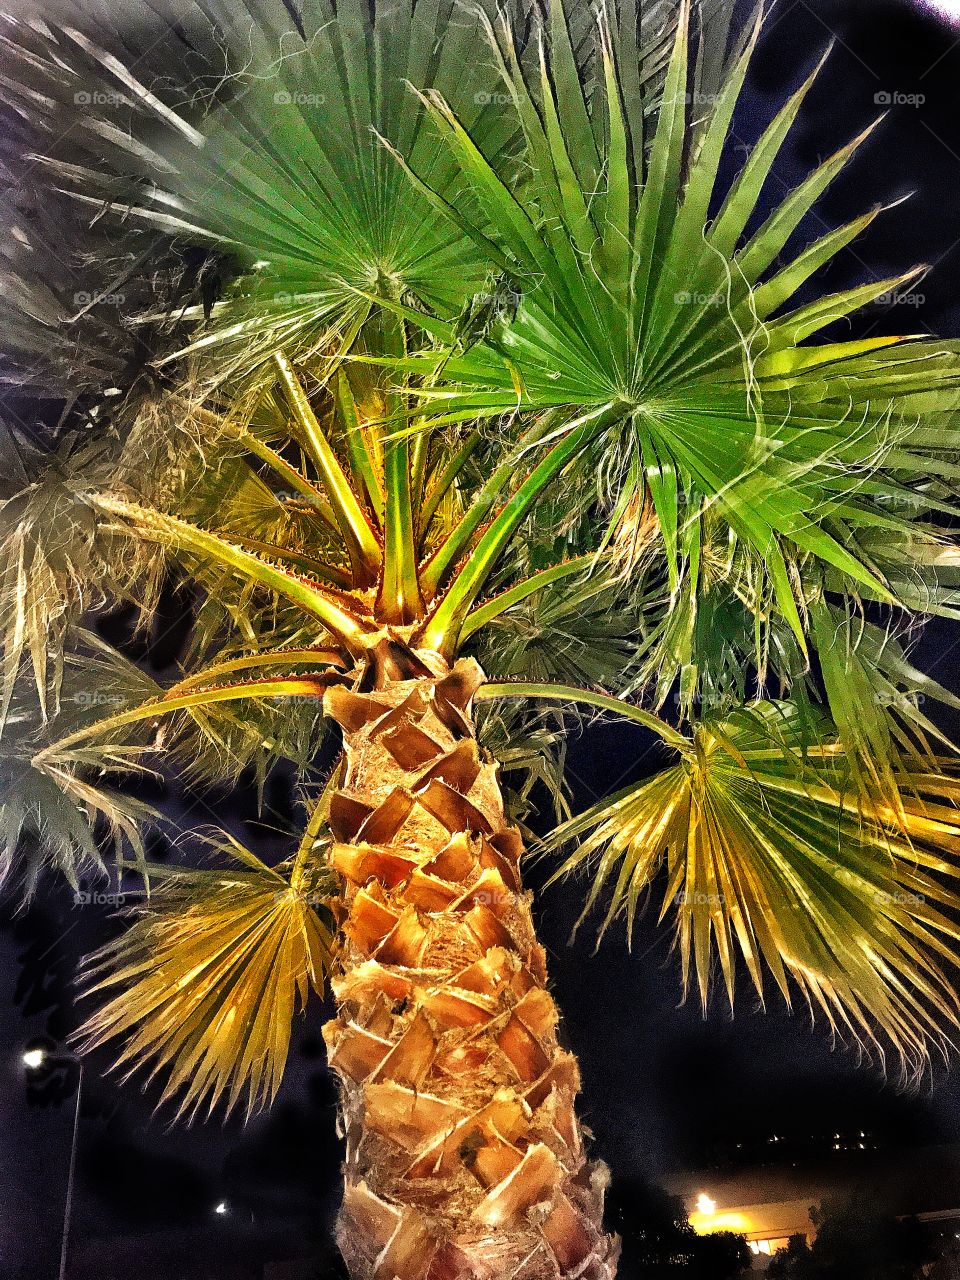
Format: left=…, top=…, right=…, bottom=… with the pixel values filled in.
left=322, top=651, right=620, bottom=1280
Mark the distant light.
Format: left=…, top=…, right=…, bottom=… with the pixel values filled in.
left=696, top=1194, right=717, bottom=1216
left=923, top=0, right=960, bottom=20
left=22, top=1048, right=46, bottom=1070
left=214, top=1202, right=229, bottom=1216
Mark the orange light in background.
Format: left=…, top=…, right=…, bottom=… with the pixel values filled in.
left=689, top=1194, right=752, bottom=1236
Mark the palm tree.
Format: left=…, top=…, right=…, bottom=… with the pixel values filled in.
left=5, top=0, right=960, bottom=1276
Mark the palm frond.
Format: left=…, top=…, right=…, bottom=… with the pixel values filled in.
left=626, top=528, right=811, bottom=717
left=810, top=600, right=960, bottom=817
left=76, top=832, right=337, bottom=1121
left=0, top=436, right=155, bottom=720
left=381, top=2, right=960, bottom=650
left=2, top=0, right=714, bottom=386
left=0, top=632, right=161, bottom=893
left=89, top=495, right=370, bottom=650
left=475, top=699, right=571, bottom=832
left=0, top=116, right=208, bottom=413
left=470, top=571, right=639, bottom=688
left=544, top=700, right=960, bottom=1080
left=7, top=641, right=345, bottom=896
left=8, top=0, right=522, bottom=376
left=154, top=648, right=343, bottom=790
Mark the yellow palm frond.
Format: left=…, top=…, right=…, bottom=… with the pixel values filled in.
left=545, top=701, right=960, bottom=1081
left=76, top=833, right=337, bottom=1121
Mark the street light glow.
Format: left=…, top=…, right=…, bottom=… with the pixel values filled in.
left=214, top=1201, right=228, bottom=1215
left=696, top=1193, right=717, bottom=1216
left=22, top=1048, right=47, bottom=1070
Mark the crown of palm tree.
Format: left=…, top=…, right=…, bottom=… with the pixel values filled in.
left=3, top=0, right=960, bottom=1119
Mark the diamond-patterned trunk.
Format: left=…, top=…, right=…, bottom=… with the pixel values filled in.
left=322, top=654, right=620, bottom=1280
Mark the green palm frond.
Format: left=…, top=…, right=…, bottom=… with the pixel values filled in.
left=628, top=536, right=810, bottom=717
left=11, top=0, right=524, bottom=374
left=3, top=0, right=714, bottom=383
left=475, top=699, right=571, bottom=831
left=379, top=0, right=960, bottom=649
left=544, top=700, right=960, bottom=1079
left=810, top=600, right=960, bottom=817
left=470, top=572, right=639, bottom=688
left=76, top=832, right=337, bottom=1121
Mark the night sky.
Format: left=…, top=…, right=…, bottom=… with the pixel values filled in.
left=6, top=1, right=960, bottom=1276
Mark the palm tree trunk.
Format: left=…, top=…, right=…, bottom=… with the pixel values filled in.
left=322, top=653, right=620, bottom=1280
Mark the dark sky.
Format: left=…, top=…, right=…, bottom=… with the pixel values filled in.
left=6, top=0, right=960, bottom=1277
